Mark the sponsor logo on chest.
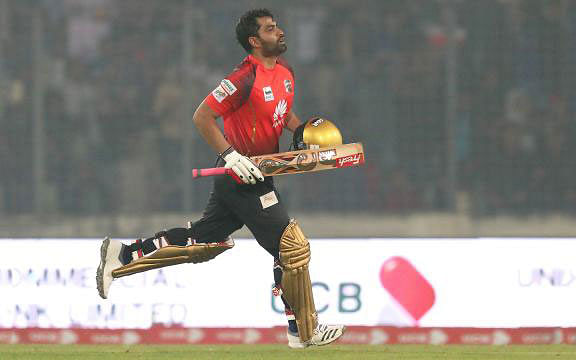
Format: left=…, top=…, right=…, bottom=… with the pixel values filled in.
left=263, top=86, right=274, bottom=102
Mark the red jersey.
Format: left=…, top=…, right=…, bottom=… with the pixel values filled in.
left=204, top=55, right=295, bottom=156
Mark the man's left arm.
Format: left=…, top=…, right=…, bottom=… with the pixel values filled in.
left=284, top=110, right=302, bottom=132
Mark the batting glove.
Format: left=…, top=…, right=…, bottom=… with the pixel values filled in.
left=223, top=149, right=264, bottom=184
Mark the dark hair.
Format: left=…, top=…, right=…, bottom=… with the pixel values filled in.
left=236, top=8, right=274, bottom=53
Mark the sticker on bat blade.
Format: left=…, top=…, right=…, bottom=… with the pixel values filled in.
left=318, top=149, right=337, bottom=165
left=258, top=159, right=292, bottom=175
left=318, top=149, right=336, bottom=161
left=336, top=153, right=364, bottom=168
left=296, top=153, right=317, bottom=171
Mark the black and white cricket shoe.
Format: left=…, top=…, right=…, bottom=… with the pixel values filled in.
left=307, top=323, right=346, bottom=346
left=287, top=323, right=346, bottom=348
left=96, top=237, right=125, bottom=299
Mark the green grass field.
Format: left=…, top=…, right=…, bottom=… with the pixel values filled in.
left=0, top=345, right=575, bottom=360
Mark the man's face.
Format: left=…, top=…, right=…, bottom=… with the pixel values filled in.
left=253, top=16, right=286, bottom=56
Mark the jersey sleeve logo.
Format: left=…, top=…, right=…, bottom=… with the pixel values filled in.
left=211, top=85, right=228, bottom=103
left=221, top=79, right=237, bottom=95
left=284, top=79, right=292, bottom=93
left=263, top=86, right=274, bottom=102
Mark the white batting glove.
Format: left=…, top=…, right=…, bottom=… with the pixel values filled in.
left=223, top=149, right=264, bottom=185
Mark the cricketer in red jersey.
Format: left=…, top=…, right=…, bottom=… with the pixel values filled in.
left=96, top=8, right=344, bottom=348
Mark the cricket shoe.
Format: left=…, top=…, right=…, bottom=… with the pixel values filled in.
left=96, top=237, right=126, bottom=299
left=287, top=330, right=308, bottom=349
left=287, top=324, right=346, bottom=348
left=307, top=323, right=346, bottom=346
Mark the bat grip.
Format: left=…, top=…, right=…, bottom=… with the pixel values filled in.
left=193, top=168, right=230, bottom=177
left=192, top=167, right=243, bottom=184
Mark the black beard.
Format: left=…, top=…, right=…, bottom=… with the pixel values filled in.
left=262, top=42, right=287, bottom=57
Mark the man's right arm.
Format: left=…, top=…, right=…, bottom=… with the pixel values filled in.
left=193, top=99, right=263, bottom=184
left=192, top=99, right=231, bottom=155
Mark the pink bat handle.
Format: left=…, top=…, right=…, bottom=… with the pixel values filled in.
left=192, top=167, right=243, bottom=184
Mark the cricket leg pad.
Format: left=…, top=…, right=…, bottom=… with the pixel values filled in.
left=111, top=237, right=234, bottom=278
left=279, top=219, right=318, bottom=343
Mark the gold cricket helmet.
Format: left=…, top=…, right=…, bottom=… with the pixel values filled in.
left=292, top=117, right=343, bottom=150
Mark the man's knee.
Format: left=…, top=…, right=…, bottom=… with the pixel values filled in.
left=279, top=219, right=310, bottom=270
left=188, top=219, right=242, bottom=244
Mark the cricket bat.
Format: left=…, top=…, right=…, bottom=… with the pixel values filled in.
left=192, top=142, right=364, bottom=182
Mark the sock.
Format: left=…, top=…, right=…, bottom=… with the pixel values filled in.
left=121, top=244, right=133, bottom=265
left=273, top=259, right=299, bottom=334
left=288, top=318, right=298, bottom=334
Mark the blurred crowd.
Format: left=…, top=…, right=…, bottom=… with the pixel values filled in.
left=1, top=0, right=575, bottom=216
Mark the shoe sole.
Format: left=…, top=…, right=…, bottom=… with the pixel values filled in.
left=96, top=237, right=110, bottom=299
